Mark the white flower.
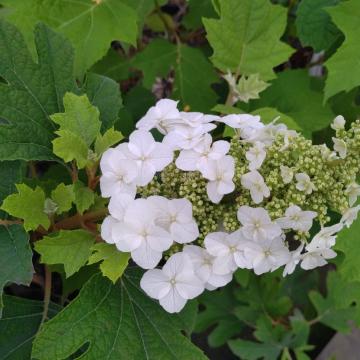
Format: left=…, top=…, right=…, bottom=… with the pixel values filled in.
left=241, top=170, right=270, bottom=204
left=219, top=114, right=264, bottom=139
left=237, top=206, right=282, bottom=241
left=183, top=245, right=232, bottom=290
left=306, top=223, right=343, bottom=251
left=243, top=236, right=291, bottom=275
left=201, top=156, right=235, bottom=203
left=283, top=244, right=304, bottom=276
left=280, top=130, right=298, bottom=151
left=204, top=230, right=251, bottom=274
left=140, top=252, right=204, bottom=313
left=163, top=124, right=215, bottom=151
left=246, top=142, right=266, bottom=170
left=280, top=165, right=294, bottom=184
left=331, top=115, right=345, bottom=131
left=112, top=199, right=172, bottom=269
left=276, top=205, right=317, bottom=232
left=295, top=173, right=316, bottom=194
left=345, top=182, right=360, bottom=206
left=125, top=130, right=173, bottom=186
left=319, top=144, right=338, bottom=162
left=250, top=121, right=287, bottom=146
left=332, top=137, right=347, bottom=159
left=100, top=148, right=138, bottom=198
left=301, top=247, right=337, bottom=270
left=148, top=196, right=199, bottom=243
left=175, top=134, right=230, bottom=172
left=178, top=111, right=219, bottom=128
left=108, top=193, right=134, bottom=222
left=341, top=205, right=360, bottom=228
left=136, top=99, right=180, bottom=134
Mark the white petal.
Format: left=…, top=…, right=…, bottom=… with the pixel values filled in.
left=163, top=252, right=193, bottom=278
left=101, top=216, right=117, bottom=244
left=112, top=222, right=142, bottom=252
left=140, top=270, right=171, bottom=299
left=159, top=288, right=187, bottom=313
left=147, top=226, right=173, bottom=252
left=128, top=130, right=155, bottom=157
left=149, top=143, right=174, bottom=171
left=171, top=221, right=199, bottom=244
left=108, top=193, right=134, bottom=221
left=207, top=181, right=224, bottom=203
left=131, top=242, right=163, bottom=269
left=207, top=272, right=232, bottom=288
left=175, top=276, right=204, bottom=299
left=175, top=150, right=201, bottom=171
left=204, top=232, right=229, bottom=256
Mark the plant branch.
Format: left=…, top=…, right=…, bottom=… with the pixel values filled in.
left=0, top=219, right=23, bottom=226
left=39, top=266, right=51, bottom=329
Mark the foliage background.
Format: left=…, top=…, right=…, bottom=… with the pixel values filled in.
left=0, top=0, right=360, bottom=359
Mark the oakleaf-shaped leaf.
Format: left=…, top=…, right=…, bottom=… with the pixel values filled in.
left=34, top=230, right=95, bottom=278
left=51, top=183, right=75, bottom=214
left=32, top=270, right=207, bottom=360
left=51, top=93, right=101, bottom=147
left=324, top=0, right=360, bottom=100
left=88, top=243, right=130, bottom=283
left=73, top=182, right=95, bottom=214
left=0, top=21, right=75, bottom=161
left=203, top=0, right=293, bottom=80
left=0, top=296, right=61, bottom=358
left=1, top=0, right=138, bottom=76
left=1, top=184, right=49, bottom=231
left=236, top=74, right=270, bottom=103
left=95, top=128, right=123, bottom=156
left=0, top=225, right=33, bottom=316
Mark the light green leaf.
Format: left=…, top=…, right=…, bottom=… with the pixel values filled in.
left=0, top=21, right=75, bottom=161
left=235, top=74, right=270, bottom=103
left=250, top=70, right=334, bottom=136
left=73, top=181, right=95, bottom=214
left=95, top=128, right=123, bottom=156
left=1, top=0, right=138, bottom=76
left=51, top=93, right=101, bottom=147
left=35, top=229, right=95, bottom=278
left=203, top=0, right=292, bottom=80
left=1, top=184, right=49, bottom=231
left=88, top=243, right=130, bottom=283
left=296, top=0, right=342, bottom=52
left=173, top=44, right=219, bottom=112
left=51, top=184, right=75, bottom=214
left=32, top=270, right=207, bottom=360
left=324, top=0, right=360, bottom=101
left=82, top=73, right=123, bottom=132
left=0, top=225, right=33, bottom=316
left=52, top=130, right=89, bottom=169
left=0, top=296, right=61, bottom=358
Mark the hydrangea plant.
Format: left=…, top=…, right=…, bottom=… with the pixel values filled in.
left=100, top=99, right=360, bottom=313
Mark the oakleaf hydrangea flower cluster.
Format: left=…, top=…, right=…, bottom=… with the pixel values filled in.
left=100, top=99, right=360, bottom=313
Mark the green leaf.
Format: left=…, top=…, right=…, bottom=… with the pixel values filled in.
left=1, top=184, right=49, bottom=231
left=132, top=39, right=177, bottom=88
left=52, top=131, right=89, bottom=169
left=0, top=225, right=33, bottom=316
left=324, top=0, right=360, bottom=101
left=73, top=181, right=95, bottom=214
left=51, top=93, right=101, bottom=147
left=32, top=270, right=207, bottom=360
left=35, top=229, right=95, bottom=278
left=82, top=73, right=123, bottom=132
left=296, top=0, right=342, bottom=52
left=95, top=128, right=123, bottom=156
left=228, top=338, right=281, bottom=360
left=173, top=44, right=219, bottom=112
left=251, top=108, right=301, bottom=131
left=2, top=0, right=138, bottom=76
left=235, top=74, right=270, bottom=103
left=183, top=0, right=217, bottom=29
left=0, top=21, right=75, bottom=161
left=88, top=243, right=130, bottom=283
left=250, top=70, right=334, bottom=136
left=0, top=296, right=60, bottom=359
left=203, top=0, right=292, bottom=80
left=335, top=216, right=360, bottom=282
left=51, top=183, right=75, bottom=214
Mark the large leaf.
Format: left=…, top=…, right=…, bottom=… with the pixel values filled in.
left=335, top=217, right=360, bottom=282
left=296, top=0, right=342, bottom=52
left=203, top=0, right=292, bottom=80
left=0, top=225, right=33, bottom=316
left=1, top=0, right=138, bottom=76
left=32, top=270, right=207, bottom=360
left=0, top=21, right=75, bottom=161
left=0, top=296, right=61, bottom=359
left=249, top=70, right=334, bottom=136
left=34, top=229, right=95, bottom=278
left=324, top=0, right=360, bottom=101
